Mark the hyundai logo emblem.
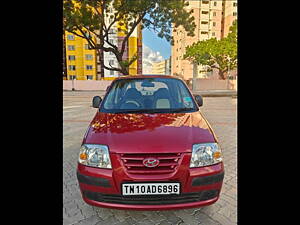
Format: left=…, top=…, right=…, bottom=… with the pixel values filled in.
left=143, top=158, right=159, bottom=168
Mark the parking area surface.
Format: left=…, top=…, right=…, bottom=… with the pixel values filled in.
left=63, top=91, right=237, bottom=225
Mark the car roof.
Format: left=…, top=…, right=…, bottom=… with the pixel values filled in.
left=114, top=75, right=180, bottom=80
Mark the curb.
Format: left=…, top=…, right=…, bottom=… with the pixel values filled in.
left=192, top=91, right=237, bottom=97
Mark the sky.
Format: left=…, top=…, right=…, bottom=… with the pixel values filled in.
left=142, top=28, right=171, bottom=60
left=142, top=26, right=172, bottom=73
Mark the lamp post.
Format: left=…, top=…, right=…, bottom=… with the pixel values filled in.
left=72, top=74, right=75, bottom=91
left=226, top=57, right=231, bottom=89
left=192, top=62, right=198, bottom=91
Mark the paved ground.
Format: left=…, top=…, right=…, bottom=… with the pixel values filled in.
left=63, top=91, right=237, bottom=225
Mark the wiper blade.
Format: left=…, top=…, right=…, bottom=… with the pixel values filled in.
left=169, top=108, right=195, bottom=113
left=114, top=108, right=195, bottom=114
left=114, top=109, right=161, bottom=114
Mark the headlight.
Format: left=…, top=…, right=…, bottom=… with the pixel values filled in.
left=78, top=144, right=112, bottom=169
left=190, top=143, right=222, bottom=168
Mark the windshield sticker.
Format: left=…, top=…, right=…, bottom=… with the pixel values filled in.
left=183, top=97, right=193, bottom=107
left=183, top=97, right=192, bottom=102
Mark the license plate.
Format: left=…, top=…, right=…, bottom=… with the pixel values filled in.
left=122, top=183, right=180, bottom=196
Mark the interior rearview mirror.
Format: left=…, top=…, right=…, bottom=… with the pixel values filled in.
left=141, top=82, right=155, bottom=87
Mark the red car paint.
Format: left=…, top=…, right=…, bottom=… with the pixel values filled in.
left=77, top=75, right=224, bottom=210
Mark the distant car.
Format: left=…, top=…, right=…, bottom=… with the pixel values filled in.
left=77, top=75, right=224, bottom=210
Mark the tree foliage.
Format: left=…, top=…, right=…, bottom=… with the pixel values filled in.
left=184, top=20, right=237, bottom=79
left=63, top=0, right=196, bottom=75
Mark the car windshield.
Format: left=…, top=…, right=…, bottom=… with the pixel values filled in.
left=100, top=77, right=198, bottom=113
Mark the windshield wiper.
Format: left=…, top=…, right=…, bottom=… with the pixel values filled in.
left=169, top=108, right=195, bottom=113
left=114, top=109, right=162, bottom=114
left=114, top=108, right=195, bottom=114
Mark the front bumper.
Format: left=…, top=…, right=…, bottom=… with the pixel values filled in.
left=77, top=161, right=224, bottom=210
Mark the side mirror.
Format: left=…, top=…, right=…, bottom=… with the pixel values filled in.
left=194, top=95, right=203, bottom=107
left=92, top=96, right=102, bottom=108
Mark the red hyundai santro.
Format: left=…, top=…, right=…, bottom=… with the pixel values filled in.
left=77, top=75, right=224, bottom=210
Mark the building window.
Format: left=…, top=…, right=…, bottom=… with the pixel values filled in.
left=213, top=12, right=216, bottom=16
left=233, top=2, right=237, bottom=7
left=202, top=0, right=209, bottom=4
left=84, top=32, right=90, bottom=38
left=214, top=2, right=217, bottom=6
left=68, top=55, right=75, bottom=60
left=68, top=65, right=76, bottom=71
left=201, top=21, right=209, bottom=24
left=86, top=75, right=93, bottom=80
left=202, top=11, right=209, bottom=15
left=201, top=31, right=208, bottom=34
left=85, top=54, right=93, bottom=60
left=233, top=12, right=237, bottom=16
left=67, top=45, right=75, bottom=51
left=86, top=65, right=93, bottom=70
left=67, top=35, right=75, bottom=40
left=69, top=75, right=76, bottom=80
left=212, top=32, right=215, bottom=36
left=213, top=22, right=216, bottom=27
left=85, top=44, right=91, bottom=50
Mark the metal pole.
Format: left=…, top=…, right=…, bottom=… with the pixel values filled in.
left=227, top=61, right=230, bottom=89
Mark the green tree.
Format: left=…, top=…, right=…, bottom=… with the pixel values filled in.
left=63, top=0, right=196, bottom=76
left=184, top=20, right=237, bottom=80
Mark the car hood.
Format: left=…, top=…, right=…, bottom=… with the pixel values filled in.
left=84, top=111, right=216, bottom=154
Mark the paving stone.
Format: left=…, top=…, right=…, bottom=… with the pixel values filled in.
left=211, top=212, right=235, bottom=225
left=73, top=215, right=102, bottom=225
left=157, top=220, right=172, bottom=225
left=63, top=94, right=237, bottom=225
left=137, top=218, right=157, bottom=225
left=115, top=217, right=138, bottom=225
left=95, top=215, right=120, bottom=225
left=173, top=210, right=201, bottom=225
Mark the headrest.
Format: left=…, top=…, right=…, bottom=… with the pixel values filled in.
left=124, top=88, right=142, bottom=99
left=154, top=88, right=170, bottom=98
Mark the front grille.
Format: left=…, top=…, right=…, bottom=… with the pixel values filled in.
left=83, top=189, right=219, bottom=205
left=120, top=153, right=182, bottom=174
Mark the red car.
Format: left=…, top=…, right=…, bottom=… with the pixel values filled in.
left=77, top=75, right=224, bottom=210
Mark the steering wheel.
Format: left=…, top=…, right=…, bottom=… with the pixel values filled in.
left=125, top=100, right=140, bottom=107
left=120, top=98, right=144, bottom=109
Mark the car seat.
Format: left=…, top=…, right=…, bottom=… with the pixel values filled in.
left=120, top=88, right=143, bottom=109
left=153, top=88, right=172, bottom=109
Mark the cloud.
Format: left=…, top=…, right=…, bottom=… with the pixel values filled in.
left=142, top=44, right=164, bottom=74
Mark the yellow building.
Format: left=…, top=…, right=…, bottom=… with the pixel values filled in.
left=65, top=31, right=97, bottom=80
left=64, top=0, right=142, bottom=80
